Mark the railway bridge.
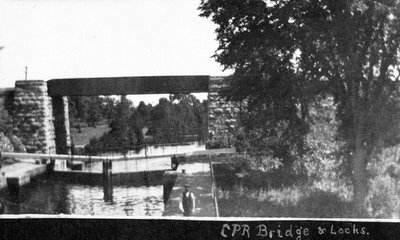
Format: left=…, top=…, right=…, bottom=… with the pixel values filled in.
left=0, top=75, right=239, bottom=154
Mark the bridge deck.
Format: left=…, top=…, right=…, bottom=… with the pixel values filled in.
left=47, top=75, right=210, bottom=96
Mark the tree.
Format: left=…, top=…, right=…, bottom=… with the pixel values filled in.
left=108, top=95, right=135, bottom=152
left=129, top=101, right=151, bottom=149
left=193, top=100, right=208, bottom=142
left=103, top=97, right=116, bottom=124
left=69, top=96, right=106, bottom=126
left=86, top=99, right=100, bottom=127
left=199, top=0, right=400, bottom=211
left=169, top=94, right=208, bottom=142
left=150, top=98, right=176, bottom=143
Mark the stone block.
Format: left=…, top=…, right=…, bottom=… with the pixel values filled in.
left=27, top=117, right=36, bottom=123
left=209, top=76, right=225, bottom=82
left=213, top=108, right=224, bottom=115
left=7, top=175, right=30, bottom=190
left=209, top=102, right=219, bottom=108
left=38, top=136, right=47, bottom=141
left=209, top=85, right=221, bottom=91
left=225, top=119, right=237, bottom=125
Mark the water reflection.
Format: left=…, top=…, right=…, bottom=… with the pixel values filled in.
left=66, top=184, right=164, bottom=216
left=0, top=176, right=164, bottom=216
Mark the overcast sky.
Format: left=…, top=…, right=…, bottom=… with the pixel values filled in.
left=0, top=0, right=231, bottom=105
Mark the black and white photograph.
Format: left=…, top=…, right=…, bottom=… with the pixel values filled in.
left=1, top=0, right=400, bottom=239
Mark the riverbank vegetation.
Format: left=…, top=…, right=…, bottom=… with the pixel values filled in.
left=68, top=94, right=207, bottom=154
left=200, top=0, right=400, bottom=217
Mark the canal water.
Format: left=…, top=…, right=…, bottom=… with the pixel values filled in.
left=1, top=142, right=206, bottom=216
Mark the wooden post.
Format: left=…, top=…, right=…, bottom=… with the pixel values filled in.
left=171, top=155, right=179, bottom=170
left=47, top=158, right=55, bottom=173
left=103, top=158, right=113, bottom=202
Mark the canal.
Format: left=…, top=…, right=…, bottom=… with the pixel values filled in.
left=0, top=142, right=205, bottom=215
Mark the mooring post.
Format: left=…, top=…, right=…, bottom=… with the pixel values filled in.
left=66, top=157, right=72, bottom=169
left=103, top=158, right=113, bottom=202
left=171, top=155, right=179, bottom=170
left=47, top=158, right=55, bottom=173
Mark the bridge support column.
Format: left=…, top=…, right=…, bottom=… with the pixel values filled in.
left=103, top=159, right=113, bottom=202
left=207, top=76, right=240, bottom=149
left=51, top=96, right=71, bottom=154
left=13, top=80, right=56, bottom=154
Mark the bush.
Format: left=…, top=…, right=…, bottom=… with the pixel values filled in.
left=0, top=132, right=13, bottom=152
left=366, top=146, right=400, bottom=218
left=231, top=153, right=282, bottom=173
left=295, top=191, right=356, bottom=218
left=217, top=153, right=307, bottom=191
left=367, top=175, right=400, bottom=218
left=206, top=135, right=232, bottom=149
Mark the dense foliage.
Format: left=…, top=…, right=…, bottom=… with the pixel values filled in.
left=70, top=94, right=208, bottom=154
left=199, top=0, right=400, bottom=210
left=69, top=96, right=112, bottom=127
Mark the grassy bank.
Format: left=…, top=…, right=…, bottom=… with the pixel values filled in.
left=70, top=124, right=110, bottom=147
left=212, top=148, right=400, bottom=218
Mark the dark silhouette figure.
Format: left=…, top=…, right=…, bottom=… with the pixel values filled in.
left=0, top=200, right=5, bottom=214
left=179, top=185, right=195, bottom=216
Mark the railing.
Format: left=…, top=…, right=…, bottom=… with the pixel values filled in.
left=0, top=152, right=186, bottom=162
left=0, top=148, right=236, bottom=163
left=208, top=154, right=220, bottom=217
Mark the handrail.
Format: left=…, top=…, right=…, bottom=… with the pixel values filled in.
left=0, top=152, right=186, bottom=162
left=208, top=154, right=220, bottom=217
left=0, top=148, right=236, bottom=163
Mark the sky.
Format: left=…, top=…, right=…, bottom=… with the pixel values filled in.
left=0, top=0, right=232, bottom=105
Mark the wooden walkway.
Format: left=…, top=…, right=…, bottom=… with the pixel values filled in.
left=0, top=161, right=47, bottom=190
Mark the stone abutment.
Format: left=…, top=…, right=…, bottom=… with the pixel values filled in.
left=12, top=81, right=56, bottom=154
left=207, top=76, right=240, bottom=148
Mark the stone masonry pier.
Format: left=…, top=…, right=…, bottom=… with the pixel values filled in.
left=208, top=77, right=240, bottom=146
left=12, top=81, right=56, bottom=154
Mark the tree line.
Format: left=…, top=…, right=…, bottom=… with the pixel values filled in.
left=199, top=0, right=400, bottom=213
left=68, top=94, right=208, bottom=154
